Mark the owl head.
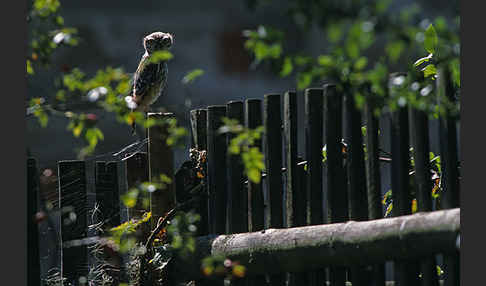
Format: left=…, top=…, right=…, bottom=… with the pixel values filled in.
left=143, top=32, right=173, bottom=54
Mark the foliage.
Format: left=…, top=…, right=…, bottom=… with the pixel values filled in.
left=219, top=117, right=265, bottom=183
left=242, top=0, right=459, bottom=118
left=182, top=69, right=205, bottom=84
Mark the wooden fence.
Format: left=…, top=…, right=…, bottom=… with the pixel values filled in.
left=27, top=72, right=460, bottom=286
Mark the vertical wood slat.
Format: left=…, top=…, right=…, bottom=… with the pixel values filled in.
left=323, top=84, right=347, bottom=285
left=207, top=105, right=228, bottom=235
left=245, top=98, right=267, bottom=286
left=344, top=92, right=372, bottom=286
left=305, top=88, right=326, bottom=286
left=226, top=101, right=249, bottom=286
left=190, top=109, right=213, bottom=286
left=264, top=93, right=286, bottom=286
left=125, top=152, right=149, bottom=220
left=284, top=91, right=305, bottom=286
left=227, top=101, right=247, bottom=234
left=58, top=160, right=89, bottom=283
left=388, top=74, right=420, bottom=286
left=95, top=161, right=123, bottom=284
left=410, top=107, right=440, bottom=286
left=147, top=112, right=176, bottom=226
left=437, top=66, right=460, bottom=286
left=245, top=99, right=265, bottom=233
left=190, top=109, right=209, bottom=237
left=27, top=158, right=41, bottom=286
left=284, top=91, right=300, bottom=228
left=95, top=161, right=121, bottom=229
left=364, top=91, right=386, bottom=286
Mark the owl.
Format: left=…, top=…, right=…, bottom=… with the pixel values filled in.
left=130, top=31, right=173, bottom=134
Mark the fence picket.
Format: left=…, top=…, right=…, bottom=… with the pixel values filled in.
left=27, top=158, right=41, bottom=286
left=437, top=66, right=460, bottom=286
left=58, top=160, right=89, bottom=283
left=245, top=98, right=267, bottom=286
left=345, top=91, right=373, bottom=285
left=364, top=91, right=386, bottom=286
left=323, top=84, right=347, bottom=285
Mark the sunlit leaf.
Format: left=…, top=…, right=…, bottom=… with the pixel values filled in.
left=424, top=24, right=438, bottom=54
left=182, top=69, right=204, bottom=84
left=422, top=64, right=437, bottom=78
left=280, top=57, right=293, bottom=77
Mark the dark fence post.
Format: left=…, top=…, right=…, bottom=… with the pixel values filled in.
left=95, top=162, right=121, bottom=229
left=364, top=89, right=386, bottom=286
left=58, top=160, right=89, bottom=284
left=226, top=101, right=247, bottom=234
left=207, top=105, right=228, bottom=235
left=409, top=104, right=440, bottom=286
left=190, top=109, right=209, bottom=237
left=190, top=108, right=213, bottom=286
left=388, top=73, right=421, bottom=286
left=125, top=152, right=149, bottom=220
left=226, top=101, right=249, bottom=286
left=27, top=158, right=41, bottom=286
left=206, top=105, right=227, bottom=286
left=263, top=93, right=286, bottom=285
left=147, top=112, right=176, bottom=226
left=437, top=66, right=460, bottom=286
left=245, top=98, right=267, bottom=286
left=323, top=84, right=347, bottom=285
left=304, top=88, right=326, bottom=286
left=284, top=90, right=309, bottom=286
left=344, top=91, right=372, bottom=285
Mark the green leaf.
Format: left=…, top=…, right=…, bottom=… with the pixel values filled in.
left=182, top=69, right=204, bottom=84
left=327, top=23, right=343, bottom=43
left=317, top=55, right=333, bottom=67
left=148, top=50, right=173, bottom=63
left=121, top=188, right=139, bottom=208
left=385, top=41, right=405, bottom=62
left=27, top=60, right=34, bottom=75
left=422, top=64, right=437, bottom=78
left=354, top=57, right=368, bottom=70
left=297, top=72, right=312, bottom=90
left=424, top=24, right=438, bottom=54
left=280, top=57, right=293, bottom=77
left=414, top=53, right=434, bottom=67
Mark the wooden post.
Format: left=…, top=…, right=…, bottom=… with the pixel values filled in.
left=190, top=109, right=209, bottom=237
left=388, top=73, right=420, bottom=286
left=206, top=106, right=228, bottom=235
left=125, top=152, right=149, bottom=220
left=323, top=84, right=347, bottom=285
left=245, top=98, right=267, bottom=286
left=284, top=91, right=299, bottom=228
left=226, top=101, right=249, bottom=286
left=344, top=91, right=372, bottom=285
left=304, top=88, right=327, bottom=285
left=364, top=89, right=386, bottom=286
left=206, top=105, right=227, bottom=286
left=58, top=160, right=89, bottom=284
left=27, top=158, right=41, bottom=286
left=437, top=66, right=460, bottom=286
left=95, top=161, right=121, bottom=229
left=171, top=208, right=460, bottom=281
left=147, top=112, right=176, bottom=225
left=410, top=106, right=440, bottom=286
left=263, top=93, right=285, bottom=285
left=226, top=101, right=247, bottom=234
left=190, top=108, right=213, bottom=286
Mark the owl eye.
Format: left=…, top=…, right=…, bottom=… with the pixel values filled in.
left=162, top=37, right=171, bottom=45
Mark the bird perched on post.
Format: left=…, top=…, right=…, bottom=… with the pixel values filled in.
left=129, top=31, right=173, bottom=135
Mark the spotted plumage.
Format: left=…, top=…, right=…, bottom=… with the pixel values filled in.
left=130, top=31, right=173, bottom=134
